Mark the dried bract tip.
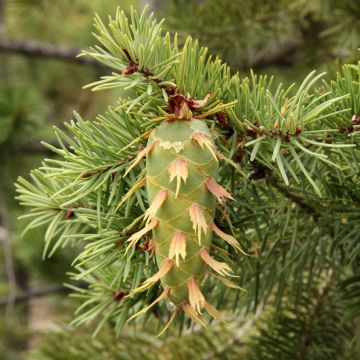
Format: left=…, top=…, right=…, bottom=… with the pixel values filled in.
left=127, top=287, right=170, bottom=322
left=190, top=93, right=211, bottom=109
left=116, top=176, right=146, bottom=210
left=189, top=204, right=208, bottom=244
left=169, top=231, right=187, bottom=266
left=215, top=274, right=245, bottom=291
left=211, top=222, right=248, bottom=255
left=126, top=218, right=158, bottom=252
left=156, top=309, right=179, bottom=337
left=192, top=132, right=218, bottom=161
left=124, top=142, right=156, bottom=177
left=204, top=177, right=234, bottom=204
left=200, top=248, right=234, bottom=277
left=182, top=303, right=207, bottom=327
left=131, top=259, right=173, bottom=294
left=144, top=189, right=168, bottom=223
left=204, top=301, right=222, bottom=321
left=187, top=277, right=205, bottom=314
left=169, top=158, right=188, bottom=197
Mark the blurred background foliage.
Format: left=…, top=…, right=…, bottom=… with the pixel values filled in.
left=0, top=0, right=359, bottom=359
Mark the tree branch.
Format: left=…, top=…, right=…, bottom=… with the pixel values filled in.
left=0, top=0, right=5, bottom=36
left=0, top=38, right=103, bottom=67
left=250, top=39, right=299, bottom=70
left=299, top=270, right=334, bottom=357
left=202, top=306, right=263, bottom=360
left=0, top=283, right=86, bottom=307
left=266, top=175, right=320, bottom=221
left=0, top=183, right=17, bottom=317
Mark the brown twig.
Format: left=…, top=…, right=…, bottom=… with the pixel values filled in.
left=248, top=39, right=299, bottom=70
left=247, top=163, right=321, bottom=221
left=299, top=270, right=334, bottom=357
left=266, top=175, right=320, bottom=221
left=0, top=38, right=103, bottom=67
left=0, top=0, right=5, bottom=36
left=201, top=306, right=264, bottom=360
left=0, top=284, right=75, bottom=307
left=0, top=182, right=17, bottom=318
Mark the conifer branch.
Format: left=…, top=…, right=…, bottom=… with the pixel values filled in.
left=15, top=6, right=360, bottom=337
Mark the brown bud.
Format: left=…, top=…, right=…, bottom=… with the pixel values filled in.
left=245, top=125, right=257, bottom=139
left=122, top=63, right=138, bottom=75
left=82, top=172, right=94, bottom=178
left=113, top=290, right=126, bottom=301
left=65, top=205, right=76, bottom=219
left=339, top=125, right=353, bottom=134
left=282, top=133, right=291, bottom=142
left=351, top=114, right=360, bottom=126
left=65, top=210, right=75, bottom=219
left=216, top=111, right=228, bottom=126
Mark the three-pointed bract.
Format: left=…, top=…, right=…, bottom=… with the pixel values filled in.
left=200, top=248, right=234, bottom=277
left=169, top=231, right=187, bottom=266
left=189, top=204, right=208, bottom=243
left=192, top=132, right=218, bottom=161
left=187, top=277, right=206, bottom=314
left=132, top=259, right=173, bottom=294
left=144, top=189, right=168, bottom=223
left=169, top=158, right=188, bottom=198
left=205, top=177, right=234, bottom=204
left=126, top=218, right=159, bottom=252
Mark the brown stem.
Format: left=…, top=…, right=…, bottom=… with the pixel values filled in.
left=245, top=39, right=299, bottom=70
left=0, top=179, right=17, bottom=318
left=0, top=38, right=104, bottom=67
left=0, top=0, right=5, bottom=36
left=266, top=175, right=320, bottom=221
left=201, top=306, right=264, bottom=360
left=0, top=283, right=87, bottom=307
left=299, top=271, right=333, bottom=358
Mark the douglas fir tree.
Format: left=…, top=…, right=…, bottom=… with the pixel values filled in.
left=16, top=5, right=360, bottom=358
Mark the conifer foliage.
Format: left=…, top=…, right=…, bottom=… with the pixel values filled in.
left=16, top=5, right=359, bottom=341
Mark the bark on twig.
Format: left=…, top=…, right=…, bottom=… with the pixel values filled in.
left=250, top=39, right=299, bottom=70
left=0, top=38, right=102, bottom=67
left=0, top=0, right=5, bottom=35
left=0, top=185, right=17, bottom=317
left=201, top=306, right=263, bottom=360
left=0, top=36, right=300, bottom=70
left=0, top=283, right=85, bottom=307
left=267, top=175, right=320, bottom=221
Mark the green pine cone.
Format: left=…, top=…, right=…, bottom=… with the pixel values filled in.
left=126, top=114, right=239, bottom=327
left=146, top=119, right=218, bottom=305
